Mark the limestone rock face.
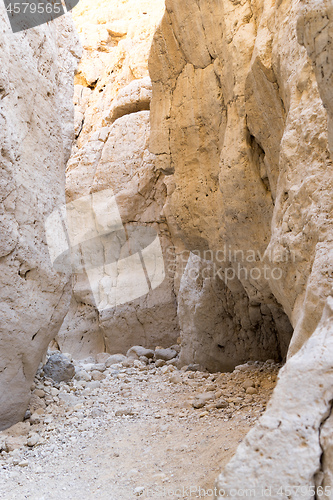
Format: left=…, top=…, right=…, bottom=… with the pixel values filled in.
left=178, top=255, right=292, bottom=373
left=298, top=0, right=333, bottom=157
left=216, top=297, right=333, bottom=498
left=149, top=0, right=333, bottom=366
left=0, top=11, right=80, bottom=429
left=56, top=0, right=180, bottom=358
left=72, top=0, right=165, bottom=147
left=148, top=0, right=333, bottom=493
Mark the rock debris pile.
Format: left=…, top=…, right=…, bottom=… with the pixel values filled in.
left=0, top=349, right=279, bottom=498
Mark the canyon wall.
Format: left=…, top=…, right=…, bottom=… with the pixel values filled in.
left=56, top=0, right=180, bottom=358
left=148, top=0, right=333, bottom=494
left=149, top=0, right=332, bottom=369
left=299, top=0, right=333, bottom=159
left=0, top=0, right=331, bottom=488
left=216, top=0, right=333, bottom=495
left=59, top=0, right=332, bottom=373
left=0, top=11, right=80, bottom=429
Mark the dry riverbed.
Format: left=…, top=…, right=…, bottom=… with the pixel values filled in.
left=0, top=355, right=280, bottom=499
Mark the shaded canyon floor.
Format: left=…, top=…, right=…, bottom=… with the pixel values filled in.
left=0, top=357, right=279, bottom=499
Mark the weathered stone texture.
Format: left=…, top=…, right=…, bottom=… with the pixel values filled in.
left=56, top=0, right=180, bottom=358
left=0, top=11, right=80, bottom=429
left=216, top=296, right=333, bottom=498
left=178, top=254, right=292, bottom=373
left=150, top=0, right=333, bottom=493
left=149, top=0, right=333, bottom=367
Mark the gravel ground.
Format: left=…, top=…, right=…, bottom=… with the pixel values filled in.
left=0, top=356, right=280, bottom=499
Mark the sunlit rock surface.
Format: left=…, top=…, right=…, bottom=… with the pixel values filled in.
left=0, top=11, right=80, bottom=429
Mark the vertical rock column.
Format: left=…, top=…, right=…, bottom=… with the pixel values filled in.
left=0, top=11, right=80, bottom=429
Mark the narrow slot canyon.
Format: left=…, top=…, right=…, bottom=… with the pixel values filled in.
left=0, top=0, right=333, bottom=498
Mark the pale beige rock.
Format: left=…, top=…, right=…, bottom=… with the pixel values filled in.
left=298, top=0, right=333, bottom=156
left=103, top=76, right=152, bottom=125
left=91, top=111, right=179, bottom=353
left=0, top=11, right=80, bottom=429
left=216, top=297, right=333, bottom=499
left=95, top=353, right=111, bottom=364
left=148, top=0, right=333, bottom=492
left=3, top=421, right=30, bottom=438
left=56, top=0, right=180, bottom=357
left=319, top=410, right=333, bottom=493
left=149, top=0, right=333, bottom=368
left=71, top=0, right=165, bottom=147
left=56, top=296, right=106, bottom=359
left=296, top=0, right=333, bottom=490
left=58, top=111, right=179, bottom=356
left=178, top=254, right=292, bottom=372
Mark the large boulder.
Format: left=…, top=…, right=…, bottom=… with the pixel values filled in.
left=43, top=353, right=75, bottom=383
